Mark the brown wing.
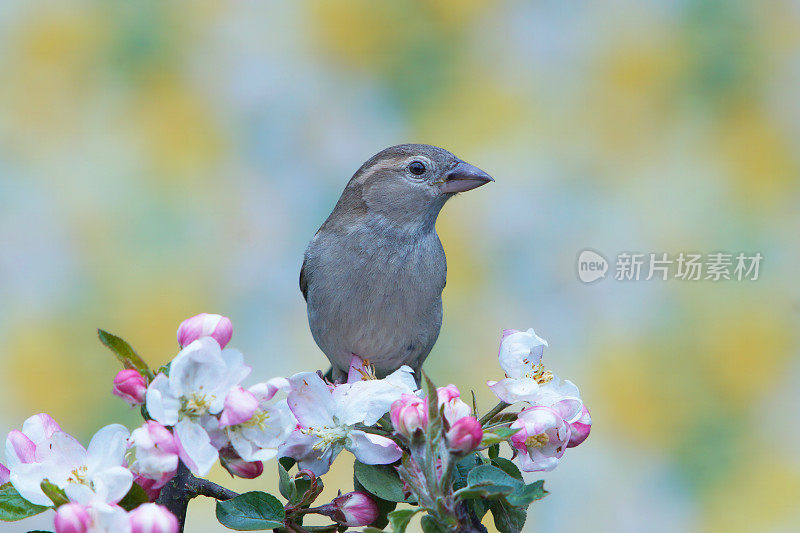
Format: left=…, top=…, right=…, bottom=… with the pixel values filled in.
left=299, top=259, right=309, bottom=301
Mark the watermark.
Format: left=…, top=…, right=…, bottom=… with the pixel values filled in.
left=577, top=250, right=762, bottom=283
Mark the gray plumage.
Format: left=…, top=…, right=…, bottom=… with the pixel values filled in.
left=300, top=144, right=493, bottom=382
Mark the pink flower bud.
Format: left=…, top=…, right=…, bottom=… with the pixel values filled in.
left=177, top=313, right=233, bottom=349
left=218, top=387, right=259, bottom=428
left=113, top=369, right=147, bottom=405
left=54, top=503, right=91, bottom=533
left=0, top=463, right=9, bottom=485
left=129, top=503, right=179, bottom=533
left=390, top=394, right=427, bottom=437
left=446, top=416, right=483, bottom=454
left=437, top=384, right=471, bottom=425
left=567, top=405, right=591, bottom=448
left=219, top=446, right=264, bottom=479
left=330, top=492, right=379, bottom=527
left=6, top=430, right=36, bottom=464
left=437, top=384, right=460, bottom=403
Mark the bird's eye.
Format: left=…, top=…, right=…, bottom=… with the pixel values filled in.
left=408, top=161, right=426, bottom=175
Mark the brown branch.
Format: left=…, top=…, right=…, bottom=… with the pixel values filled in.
left=156, top=461, right=239, bottom=532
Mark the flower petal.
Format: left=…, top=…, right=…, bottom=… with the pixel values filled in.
left=169, top=337, right=227, bottom=397
left=248, top=377, right=289, bottom=404
left=9, top=461, right=52, bottom=506
left=345, top=431, right=402, bottom=465
left=21, top=413, right=62, bottom=445
left=46, top=432, right=87, bottom=471
left=486, top=377, right=541, bottom=404
left=91, top=466, right=133, bottom=505
left=287, top=372, right=335, bottom=428
left=86, top=424, right=130, bottom=472
left=5, top=430, right=35, bottom=468
left=145, top=374, right=180, bottom=427
left=174, top=420, right=218, bottom=476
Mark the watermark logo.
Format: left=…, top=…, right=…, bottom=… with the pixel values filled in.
left=577, top=250, right=762, bottom=283
left=577, top=249, right=609, bottom=283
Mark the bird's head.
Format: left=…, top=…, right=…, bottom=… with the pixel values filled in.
left=337, top=144, right=494, bottom=234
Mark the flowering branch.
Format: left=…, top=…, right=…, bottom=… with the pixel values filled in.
left=0, top=317, right=591, bottom=533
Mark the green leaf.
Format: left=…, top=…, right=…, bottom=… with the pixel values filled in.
left=489, top=498, right=527, bottom=533
left=451, top=453, right=480, bottom=491
left=97, top=329, right=152, bottom=376
left=354, top=474, right=396, bottom=530
left=215, top=491, right=285, bottom=531
left=278, top=457, right=295, bottom=471
left=0, top=483, right=49, bottom=522
left=490, top=457, right=522, bottom=481
left=421, top=372, right=441, bottom=430
left=354, top=462, right=414, bottom=503
left=466, top=465, right=520, bottom=491
left=506, top=480, right=547, bottom=507
left=492, top=427, right=520, bottom=439
left=480, top=427, right=520, bottom=446
left=386, top=508, right=420, bottom=533
left=277, top=462, right=295, bottom=502
left=40, top=480, right=68, bottom=507
left=362, top=528, right=385, bottom=533
left=488, top=443, right=499, bottom=460
left=419, top=515, right=447, bottom=533
left=117, top=482, right=149, bottom=512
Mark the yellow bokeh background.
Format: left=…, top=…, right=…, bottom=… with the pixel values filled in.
left=1, top=1, right=798, bottom=532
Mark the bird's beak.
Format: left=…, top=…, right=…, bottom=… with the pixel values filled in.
left=439, top=161, right=494, bottom=194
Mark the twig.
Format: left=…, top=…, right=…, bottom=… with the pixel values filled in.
left=478, top=401, right=509, bottom=426
left=156, top=461, right=239, bottom=532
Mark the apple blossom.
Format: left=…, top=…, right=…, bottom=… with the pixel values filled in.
left=145, top=336, right=251, bottom=475
left=437, top=384, right=471, bottom=425
left=113, top=370, right=147, bottom=406
left=487, top=328, right=583, bottom=422
left=9, top=423, right=132, bottom=506
left=567, top=405, right=592, bottom=448
left=445, top=416, right=482, bottom=455
left=220, top=379, right=296, bottom=464
left=280, top=372, right=402, bottom=475
left=390, top=394, right=427, bottom=437
left=129, top=503, right=179, bottom=533
left=177, top=313, right=233, bottom=349
left=127, top=422, right=179, bottom=489
left=509, top=405, right=571, bottom=472
left=54, top=502, right=91, bottom=533
left=218, top=446, right=264, bottom=479
left=326, top=491, right=379, bottom=527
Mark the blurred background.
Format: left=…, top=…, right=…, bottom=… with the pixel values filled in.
left=1, top=1, right=798, bottom=531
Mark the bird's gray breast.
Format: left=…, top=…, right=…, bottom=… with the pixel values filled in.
left=303, top=227, right=446, bottom=376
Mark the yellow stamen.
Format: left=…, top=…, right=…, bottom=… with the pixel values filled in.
left=525, top=433, right=549, bottom=449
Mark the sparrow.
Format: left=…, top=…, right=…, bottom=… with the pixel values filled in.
left=300, top=144, right=493, bottom=382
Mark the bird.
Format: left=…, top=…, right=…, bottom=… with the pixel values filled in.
left=300, top=144, right=493, bottom=382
